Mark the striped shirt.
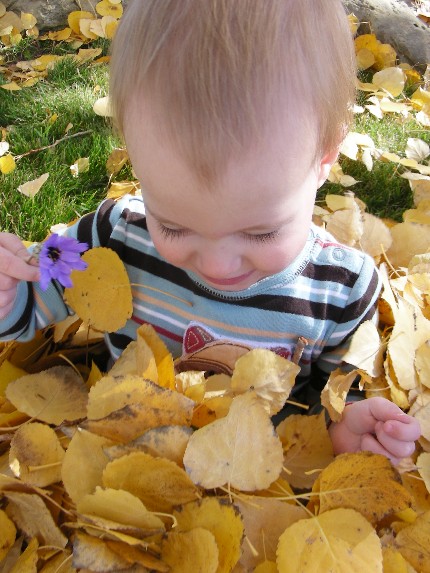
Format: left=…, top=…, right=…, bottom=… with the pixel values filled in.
left=1, top=195, right=381, bottom=379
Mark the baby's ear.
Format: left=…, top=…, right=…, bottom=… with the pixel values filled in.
left=317, top=147, right=339, bottom=188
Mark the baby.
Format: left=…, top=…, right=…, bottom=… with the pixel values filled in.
left=0, top=0, right=420, bottom=462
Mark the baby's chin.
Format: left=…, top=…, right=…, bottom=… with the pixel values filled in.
left=195, top=269, right=269, bottom=291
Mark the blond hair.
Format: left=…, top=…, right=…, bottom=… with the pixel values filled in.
left=110, top=0, right=356, bottom=182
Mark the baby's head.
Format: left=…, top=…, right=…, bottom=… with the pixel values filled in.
left=110, top=0, right=356, bottom=182
left=108, top=0, right=357, bottom=290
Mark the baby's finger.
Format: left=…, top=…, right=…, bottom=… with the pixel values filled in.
left=367, top=397, right=414, bottom=424
left=0, top=246, right=40, bottom=282
left=378, top=417, right=421, bottom=443
left=374, top=424, right=417, bottom=459
left=360, top=433, right=401, bottom=466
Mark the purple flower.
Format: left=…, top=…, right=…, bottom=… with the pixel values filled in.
left=38, top=233, right=88, bottom=291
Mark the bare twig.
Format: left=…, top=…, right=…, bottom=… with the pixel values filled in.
left=15, top=130, right=92, bottom=160
left=292, top=336, right=308, bottom=365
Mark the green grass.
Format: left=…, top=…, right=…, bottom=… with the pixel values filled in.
left=0, top=40, right=123, bottom=242
left=0, top=37, right=428, bottom=241
left=319, top=113, right=429, bottom=221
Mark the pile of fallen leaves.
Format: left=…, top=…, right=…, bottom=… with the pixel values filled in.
left=1, top=4, right=430, bottom=573
left=0, top=192, right=429, bottom=573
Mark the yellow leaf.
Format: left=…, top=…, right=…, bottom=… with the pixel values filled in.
left=0, top=153, right=16, bottom=173
left=0, top=82, right=21, bottom=92
left=0, top=509, right=16, bottom=561
left=254, top=562, right=278, bottom=573
left=230, top=348, right=299, bottom=415
left=417, top=452, right=430, bottom=494
left=5, top=365, right=88, bottom=425
left=104, top=540, right=168, bottom=571
left=379, top=98, right=410, bottom=114
left=20, top=12, right=37, bottom=30
left=277, top=508, right=383, bottom=573
left=361, top=212, right=393, bottom=258
left=106, top=180, right=140, bottom=199
left=83, top=375, right=194, bottom=442
left=17, top=172, right=49, bottom=198
left=406, top=137, right=430, bottom=163
left=8, top=537, right=38, bottom=573
left=93, top=95, right=113, bottom=117
left=416, top=341, right=430, bottom=389
left=87, top=373, right=192, bottom=421
left=30, top=54, right=63, bottom=71
left=137, top=323, right=176, bottom=389
left=372, top=67, right=405, bottom=97
left=355, top=34, right=379, bottom=54
left=395, top=511, right=430, bottom=573
left=325, top=201, right=363, bottom=246
left=387, top=222, right=430, bottom=269
left=72, top=531, right=133, bottom=571
left=325, top=194, right=357, bottom=211
left=5, top=491, right=67, bottom=548
left=342, top=320, right=384, bottom=377
left=96, top=0, right=124, bottom=19
left=313, top=452, right=412, bottom=526
left=0, top=11, right=23, bottom=33
left=104, top=425, right=192, bottom=466
left=0, top=140, right=9, bottom=156
left=321, top=368, right=359, bottom=423
left=77, top=487, right=165, bottom=532
left=184, top=391, right=284, bottom=491
left=9, top=422, right=65, bottom=487
left=102, top=15, right=119, bottom=39
left=84, top=361, right=102, bottom=392
left=173, top=497, right=244, bottom=573
left=356, top=48, right=375, bottom=70
left=79, top=17, right=99, bottom=40
left=235, top=496, right=307, bottom=570
left=277, top=411, right=334, bottom=489
left=75, top=47, right=102, bottom=63
left=48, top=27, right=72, bottom=41
left=106, top=147, right=129, bottom=175
left=70, top=156, right=89, bottom=177
left=38, top=550, right=74, bottom=573
left=327, top=162, right=360, bottom=187
left=61, top=428, right=114, bottom=504
left=102, top=451, right=201, bottom=513
left=374, top=42, right=397, bottom=70
left=67, top=10, right=95, bottom=35
left=382, top=547, right=417, bottom=573
left=161, top=528, right=219, bottom=573
left=411, top=87, right=430, bottom=108
left=339, top=131, right=375, bottom=160
left=64, top=247, right=133, bottom=332
left=388, top=298, right=430, bottom=390
left=0, top=359, right=27, bottom=396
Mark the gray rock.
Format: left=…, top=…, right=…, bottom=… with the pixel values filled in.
left=343, top=0, right=430, bottom=68
left=2, top=0, right=98, bottom=30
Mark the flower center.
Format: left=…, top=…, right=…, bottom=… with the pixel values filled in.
left=47, top=247, right=61, bottom=262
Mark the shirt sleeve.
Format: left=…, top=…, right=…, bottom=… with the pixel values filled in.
left=0, top=196, right=139, bottom=343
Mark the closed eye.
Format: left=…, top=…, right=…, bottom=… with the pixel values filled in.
left=243, top=230, right=280, bottom=244
left=157, top=220, right=280, bottom=244
left=157, top=222, right=189, bottom=240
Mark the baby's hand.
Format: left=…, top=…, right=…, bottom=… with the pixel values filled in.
left=0, top=233, right=40, bottom=319
left=328, top=397, right=421, bottom=465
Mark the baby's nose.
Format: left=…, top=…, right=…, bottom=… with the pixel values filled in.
left=195, top=241, right=241, bottom=278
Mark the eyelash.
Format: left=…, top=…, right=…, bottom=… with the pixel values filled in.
left=157, top=224, right=189, bottom=240
left=157, top=223, right=279, bottom=244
